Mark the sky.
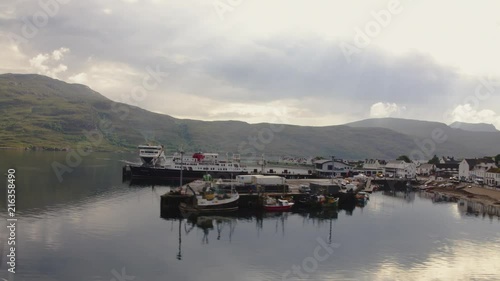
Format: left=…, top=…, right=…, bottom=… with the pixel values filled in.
left=1, top=0, right=500, bottom=128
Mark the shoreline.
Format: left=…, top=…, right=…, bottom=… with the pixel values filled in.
left=432, top=186, right=500, bottom=202
left=430, top=186, right=500, bottom=216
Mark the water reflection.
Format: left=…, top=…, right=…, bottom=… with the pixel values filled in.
left=457, top=199, right=500, bottom=220
left=369, top=239, right=500, bottom=281
left=383, top=190, right=416, bottom=202
left=161, top=209, right=340, bottom=261
left=1, top=151, right=500, bottom=281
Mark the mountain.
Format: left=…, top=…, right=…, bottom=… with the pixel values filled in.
left=1, top=74, right=498, bottom=159
left=347, top=118, right=500, bottom=157
left=449, top=121, right=498, bottom=132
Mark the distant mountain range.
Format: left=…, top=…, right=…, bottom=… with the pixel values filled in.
left=1, top=73, right=499, bottom=159
left=346, top=118, right=500, bottom=157
left=449, top=121, right=498, bottom=132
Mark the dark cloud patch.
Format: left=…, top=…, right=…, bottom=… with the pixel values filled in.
left=0, top=0, right=496, bottom=125
left=202, top=38, right=468, bottom=106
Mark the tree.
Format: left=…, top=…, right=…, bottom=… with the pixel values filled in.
left=397, top=155, right=411, bottom=163
left=495, top=154, right=500, bottom=165
left=311, top=156, right=325, bottom=164
left=428, top=155, right=440, bottom=165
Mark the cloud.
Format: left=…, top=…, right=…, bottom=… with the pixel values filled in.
left=370, top=102, right=406, bottom=118
left=52, top=48, right=69, bottom=61
left=29, top=47, right=70, bottom=78
left=1, top=0, right=499, bottom=126
left=450, top=104, right=500, bottom=129
left=68, top=72, right=88, bottom=84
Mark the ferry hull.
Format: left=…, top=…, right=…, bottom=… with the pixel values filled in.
left=129, top=165, right=248, bottom=181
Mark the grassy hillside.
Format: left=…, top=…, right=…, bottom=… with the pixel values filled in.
left=0, top=74, right=182, bottom=150
left=1, top=74, right=495, bottom=159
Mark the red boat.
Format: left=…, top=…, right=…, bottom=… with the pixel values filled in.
left=264, top=197, right=294, bottom=212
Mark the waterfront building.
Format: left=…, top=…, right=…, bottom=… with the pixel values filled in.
left=459, top=158, right=497, bottom=180
left=435, top=163, right=459, bottom=178
left=360, top=159, right=386, bottom=176
left=485, top=168, right=500, bottom=187
left=314, top=159, right=354, bottom=177
left=384, top=160, right=416, bottom=178
left=416, top=164, right=435, bottom=176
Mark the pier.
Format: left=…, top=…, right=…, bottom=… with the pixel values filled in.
left=160, top=178, right=360, bottom=212
left=372, top=178, right=421, bottom=190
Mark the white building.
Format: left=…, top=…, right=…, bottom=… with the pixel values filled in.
left=413, top=160, right=426, bottom=167
left=472, top=162, right=497, bottom=179
left=314, top=159, right=354, bottom=177
left=485, top=168, right=500, bottom=186
left=459, top=159, right=473, bottom=180
left=384, top=160, right=416, bottom=178
left=459, top=158, right=497, bottom=180
left=359, top=159, right=386, bottom=176
left=363, top=159, right=386, bottom=170
left=416, top=164, right=435, bottom=176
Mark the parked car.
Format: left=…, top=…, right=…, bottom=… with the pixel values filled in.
left=299, top=185, right=311, bottom=193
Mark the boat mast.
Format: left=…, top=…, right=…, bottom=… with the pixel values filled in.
left=331, top=155, right=335, bottom=184
left=179, top=148, right=184, bottom=189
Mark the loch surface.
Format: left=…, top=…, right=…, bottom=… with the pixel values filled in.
left=0, top=151, right=499, bottom=281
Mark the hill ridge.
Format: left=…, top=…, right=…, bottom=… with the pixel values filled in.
left=1, top=73, right=499, bottom=159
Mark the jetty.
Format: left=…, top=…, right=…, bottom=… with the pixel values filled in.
left=160, top=178, right=362, bottom=212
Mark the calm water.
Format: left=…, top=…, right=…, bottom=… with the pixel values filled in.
left=1, top=151, right=500, bottom=281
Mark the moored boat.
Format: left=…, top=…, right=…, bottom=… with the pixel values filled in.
left=263, top=196, right=294, bottom=212
left=179, top=182, right=239, bottom=214
left=320, top=196, right=339, bottom=209
left=355, top=191, right=369, bottom=201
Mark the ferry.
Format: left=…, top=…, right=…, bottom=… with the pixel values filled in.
left=128, top=144, right=249, bottom=181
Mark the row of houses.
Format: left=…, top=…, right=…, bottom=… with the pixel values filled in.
left=312, top=156, right=500, bottom=186
left=314, top=159, right=417, bottom=179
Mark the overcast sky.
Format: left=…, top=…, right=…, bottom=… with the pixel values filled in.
left=1, top=0, right=500, bottom=128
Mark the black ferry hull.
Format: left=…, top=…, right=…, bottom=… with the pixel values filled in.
left=129, top=165, right=248, bottom=182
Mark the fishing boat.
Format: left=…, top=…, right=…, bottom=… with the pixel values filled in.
left=179, top=182, right=239, bottom=214
left=263, top=196, right=294, bottom=212
left=320, top=196, right=339, bottom=209
left=355, top=191, right=369, bottom=201
left=128, top=144, right=248, bottom=181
